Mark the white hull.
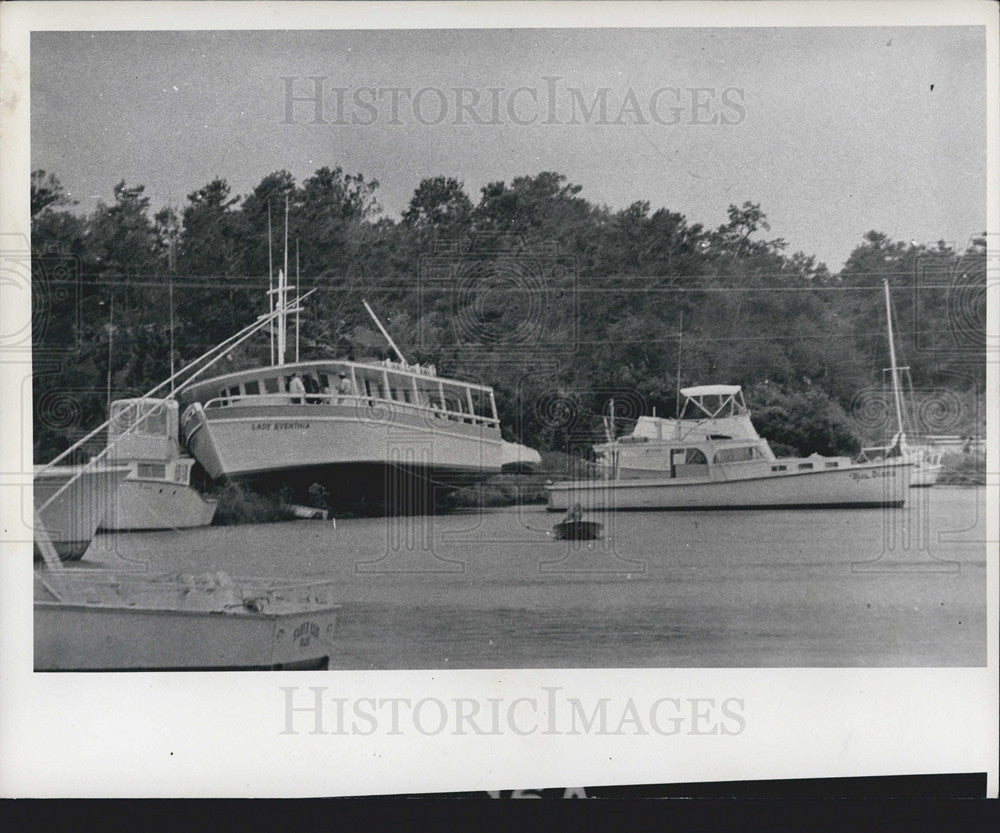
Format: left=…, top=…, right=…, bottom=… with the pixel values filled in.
left=860, top=443, right=943, bottom=489
left=911, top=460, right=943, bottom=488
left=184, top=401, right=504, bottom=489
left=100, top=476, right=218, bottom=531
left=34, top=573, right=340, bottom=671
left=33, top=465, right=133, bottom=560
left=547, top=461, right=913, bottom=511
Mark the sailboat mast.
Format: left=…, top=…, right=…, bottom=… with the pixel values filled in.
left=883, top=279, right=906, bottom=436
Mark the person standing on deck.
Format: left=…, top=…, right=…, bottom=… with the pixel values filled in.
left=288, top=373, right=306, bottom=404
left=335, top=371, right=355, bottom=403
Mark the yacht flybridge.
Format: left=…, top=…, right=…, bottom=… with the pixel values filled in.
left=546, top=384, right=912, bottom=511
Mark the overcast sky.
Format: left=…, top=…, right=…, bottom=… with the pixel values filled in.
left=31, top=26, right=986, bottom=270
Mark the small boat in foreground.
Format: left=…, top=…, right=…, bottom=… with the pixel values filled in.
left=552, top=520, right=604, bottom=541
left=35, top=570, right=340, bottom=671
left=547, top=385, right=912, bottom=512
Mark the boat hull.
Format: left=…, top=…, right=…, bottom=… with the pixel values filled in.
left=229, top=460, right=502, bottom=508
left=547, top=461, right=913, bottom=511
left=35, top=603, right=338, bottom=670
left=100, top=477, right=218, bottom=531
left=184, top=402, right=504, bottom=504
left=33, top=465, right=132, bottom=560
left=911, top=461, right=943, bottom=488
left=34, top=574, right=340, bottom=671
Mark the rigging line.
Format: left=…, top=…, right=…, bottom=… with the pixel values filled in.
left=49, top=275, right=952, bottom=290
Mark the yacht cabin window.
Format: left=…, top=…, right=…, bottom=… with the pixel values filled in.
left=713, top=446, right=762, bottom=464
left=684, top=448, right=708, bottom=465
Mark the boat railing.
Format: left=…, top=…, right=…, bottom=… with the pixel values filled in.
left=199, top=392, right=501, bottom=429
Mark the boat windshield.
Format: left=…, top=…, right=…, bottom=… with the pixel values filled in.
left=109, top=400, right=174, bottom=439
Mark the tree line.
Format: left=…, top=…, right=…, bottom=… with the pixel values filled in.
left=30, top=167, right=986, bottom=464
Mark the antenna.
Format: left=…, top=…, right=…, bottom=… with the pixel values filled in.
left=268, top=202, right=275, bottom=365
left=675, top=309, right=683, bottom=438
left=273, top=196, right=290, bottom=365
left=168, top=204, right=176, bottom=391
left=362, top=299, right=407, bottom=365
left=106, top=294, right=114, bottom=416
left=282, top=197, right=289, bottom=364
left=294, top=240, right=301, bottom=363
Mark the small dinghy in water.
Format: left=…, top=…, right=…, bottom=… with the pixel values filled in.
left=551, top=502, right=603, bottom=540
left=552, top=520, right=604, bottom=541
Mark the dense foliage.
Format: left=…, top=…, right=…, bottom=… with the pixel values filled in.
left=31, top=168, right=986, bottom=465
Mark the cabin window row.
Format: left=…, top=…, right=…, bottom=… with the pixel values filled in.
left=665, top=446, right=765, bottom=466
left=211, top=372, right=496, bottom=420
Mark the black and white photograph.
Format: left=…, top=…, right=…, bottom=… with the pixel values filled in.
left=1, top=0, right=996, bottom=798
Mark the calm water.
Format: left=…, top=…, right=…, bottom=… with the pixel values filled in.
left=84, top=487, right=988, bottom=668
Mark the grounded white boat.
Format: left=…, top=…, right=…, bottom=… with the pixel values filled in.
left=179, top=272, right=537, bottom=507
left=33, top=464, right=132, bottom=560
left=35, top=570, right=340, bottom=671
left=546, top=385, right=912, bottom=512
left=858, top=280, right=943, bottom=488
left=180, top=357, right=512, bottom=504
left=100, top=398, right=218, bottom=530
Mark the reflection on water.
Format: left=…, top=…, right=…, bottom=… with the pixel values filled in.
left=85, top=487, right=987, bottom=668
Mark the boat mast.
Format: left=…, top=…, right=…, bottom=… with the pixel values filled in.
left=362, top=298, right=408, bottom=365
left=675, top=309, right=683, bottom=439
left=268, top=203, right=275, bottom=365
left=168, top=203, right=176, bottom=391
left=295, top=239, right=301, bottom=364
left=106, top=293, right=114, bottom=416
left=607, top=397, right=617, bottom=479
left=883, top=279, right=906, bottom=438
left=277, top=196, right=289, bottom=366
